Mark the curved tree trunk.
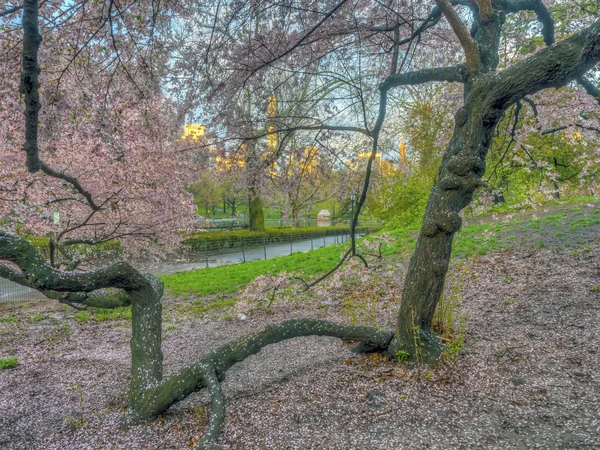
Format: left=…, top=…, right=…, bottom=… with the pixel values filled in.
left=394, top=89, right=498, bottom=361
left=126, top=276, right=165, bottom=422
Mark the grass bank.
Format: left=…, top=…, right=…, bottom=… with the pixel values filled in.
left=162, top=200, right=599, bottom=298
left=160, top=243, right=348, bottom=297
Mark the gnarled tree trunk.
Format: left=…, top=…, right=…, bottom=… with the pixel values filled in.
left=394, top=12, right=600, bottom=360
left=395, top=83, right=500, bottom=361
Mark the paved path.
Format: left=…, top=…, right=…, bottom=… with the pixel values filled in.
left=144, top=233, right=350, bottom=275
left=1, top=233, right=351, bottom=303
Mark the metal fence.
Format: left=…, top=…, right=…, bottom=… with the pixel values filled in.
left=1, top=229, right=377, bottom=304
left=149, top=229, right=376, bottom=275
left=188, top=229, right=372, bottom=269
left=0, top=277, right=47, bottom=307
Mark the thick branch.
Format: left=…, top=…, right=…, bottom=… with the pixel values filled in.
left=380, top=64, right=468, bottom=90
left=493, top=20, right=600, bottom=109
left=0, top=262, right=131, bottom=308
left=434, top=0, right=482, bottom=73
left=0, top=233, right=148, bottom=292
left=193, top=363, right=226, bottom=450
left=139, top=319, right=394, bottom=419
left=578, top=76, right=600, bottom=105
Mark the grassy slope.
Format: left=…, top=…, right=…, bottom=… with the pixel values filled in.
left=160, top=243, right=348, bottom=297
left=161, top=200, right=600, bottom=298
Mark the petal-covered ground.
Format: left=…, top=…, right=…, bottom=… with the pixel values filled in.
left=1, top=205, right=599, bottom=449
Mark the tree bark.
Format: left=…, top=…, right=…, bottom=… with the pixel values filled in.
left=393, top=17, right=600, bottom=361
left=126, top=276, right=165, bottom=421
left=393, top=88, right=495, bottom=361
left=248, top=186, right=265, bottom=231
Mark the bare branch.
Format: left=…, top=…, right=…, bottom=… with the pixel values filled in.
left=434, top=0, right=482, bottom=73
left=0, top=3, right=23, bottom=17
left=39, top=162, right=100, bottom=211
left=250, top=0, right=349, bottom=72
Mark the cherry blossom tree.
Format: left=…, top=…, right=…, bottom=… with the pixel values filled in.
left=1, top=1, right=600, bottom=448
left=180, top=0, right=600, bottom=358
left=1, top=0, right=197, bottom=267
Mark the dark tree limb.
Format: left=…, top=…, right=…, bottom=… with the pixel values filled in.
left=380, top=64, right=468, bottom=90
left=20, top=0, right=42, bottom=172
left=40, top=162, right=100, bottom=211
left=502, top=0, right=555, bottom=45
left=300, top=247, right=352, bottom=291
left=0, top=233, right=148, bottom=293
left=541, top=123, right=600, bottom=136
left=0, top=3, right=23, bottom=17
left=0, top=262, right=131, bottom=308
left=578, top=76, right=600, bottom=105
left=521, top=96, right=538, bottom=116
left=493, top=19, right=600, bottom=109
left=136, top=318, right=394, bottom=422
left=193, top=363, right=226, bottom=450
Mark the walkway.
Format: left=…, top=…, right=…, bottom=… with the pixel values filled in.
left=1, top=232, right=351, bottom=304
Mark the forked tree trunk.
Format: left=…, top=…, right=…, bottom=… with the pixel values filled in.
left=394, top=12, right=600, bottom=359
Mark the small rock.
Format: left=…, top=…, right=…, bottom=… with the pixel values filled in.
left=236, top=313, right=248, bottom=321
left=512, top=377, right=526, bottom=386
left=366, top=390, right=386, bottom=407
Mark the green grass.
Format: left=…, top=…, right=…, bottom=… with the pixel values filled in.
left=73, top=307, right=132, bottom=323
left=453, top=223, right=507, bottom=257
left=161, top=243, right=347, bottom=297
left=0, top=314, right=19, bottom=323
left=162, top=198, right=599, bottom=297
left=478, top=196, right=597, bottom=216
left=0, top=357, right=19, bottom=369
left=569, top=216, right=600, bottom=231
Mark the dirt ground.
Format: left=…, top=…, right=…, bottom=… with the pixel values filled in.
left=1, top=204, right=599, bottom=449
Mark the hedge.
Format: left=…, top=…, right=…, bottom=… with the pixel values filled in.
left=183, top=226, right=381, bottom=252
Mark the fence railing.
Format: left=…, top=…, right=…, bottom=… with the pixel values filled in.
left=0, top=277, right=47, bottom=307
left=187, top=228, right=374, bottom=269
left=1, top=228, right=378, bottom=305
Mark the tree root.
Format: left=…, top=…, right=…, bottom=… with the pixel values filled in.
left=193, top=363, right=226, bottom=450
left=131, top=318, right=395, bottom=446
